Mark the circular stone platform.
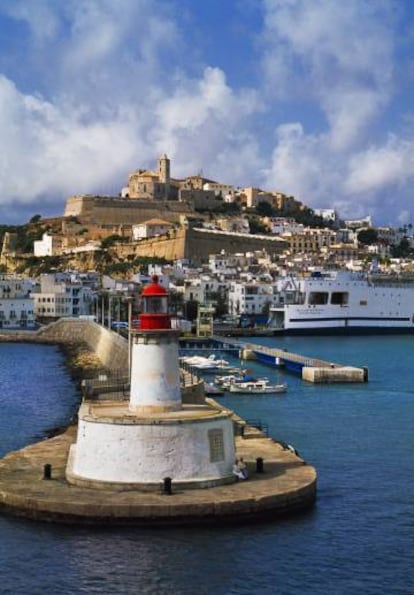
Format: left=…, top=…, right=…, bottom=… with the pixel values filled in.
left=0, top=424, right=317, bottom=525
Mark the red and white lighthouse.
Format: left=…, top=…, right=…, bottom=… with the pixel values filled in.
left=129, top=276, right=181, bottom=413
left=67, top=274, right=236, bottom=489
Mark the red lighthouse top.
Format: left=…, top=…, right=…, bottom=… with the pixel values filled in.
left=139, top=275, right=171, bottom=330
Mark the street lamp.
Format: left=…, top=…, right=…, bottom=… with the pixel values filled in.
left=124, top=296, right=134, bottom=382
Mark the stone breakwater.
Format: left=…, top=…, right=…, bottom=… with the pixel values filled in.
left=0, top=319, right=129, bottom=372
left=0, top=320, right=317, bottom=525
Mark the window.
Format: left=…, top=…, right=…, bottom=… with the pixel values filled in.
left=331, top=292, right=349, bottom=306
left=208, top=429, right=225, bottom=462
left=308, top=292, right=329, bottom=305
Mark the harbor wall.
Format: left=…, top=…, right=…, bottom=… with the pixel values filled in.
left=37, top=319, right=128, bottom=371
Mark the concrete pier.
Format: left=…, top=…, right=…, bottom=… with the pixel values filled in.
left=0, top=418, right=316, bottom=525
left=216, top=338, right=368, bottom=383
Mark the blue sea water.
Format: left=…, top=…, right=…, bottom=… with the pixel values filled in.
left=1, top=338, right=414, bottom=595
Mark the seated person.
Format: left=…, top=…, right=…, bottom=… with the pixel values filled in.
left=239, top=457, right=248, bottom=480
left=232, top=459, right=245, bottom=480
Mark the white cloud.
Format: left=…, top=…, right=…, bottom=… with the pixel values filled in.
left=152, top=68, right=260, bottom=183
left=346, top=136, right=414, bottom=193
left=0, top=0, right=412, bottom=227
left=262, top=0, right=395, bottom=148
left=260, top=0, right=414, bottom=222
left=0, top=75, right=143, bottom=202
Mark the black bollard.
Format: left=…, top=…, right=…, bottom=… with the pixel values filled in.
left=163, top=477, right=172, bottom=495
left=256, top=457, right=264, bottom=473
left=43, top=463, right=52, bottom=480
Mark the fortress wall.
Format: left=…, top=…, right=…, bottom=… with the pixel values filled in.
left=186, top=229, right=287, bottom=262
left=64, top=195, right=193, bottom=225
left=113, top=227, right=288, bottom=265
left=115, top=228, right=187, bottom=261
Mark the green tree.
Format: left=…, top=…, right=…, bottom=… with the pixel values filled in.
left=29, top=214, right=42, bottom=223
left=357, top=228, right=378, bottom=245
left=101, top=234, right=124, bottom=249
left=247, top=217, right=268, bottom=234
left=392, top=238, right=412, bottom=258
left=256, top=201, right=275, bottom=217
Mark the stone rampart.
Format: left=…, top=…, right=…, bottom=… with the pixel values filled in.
left=114, top=226, right=288, bottom=264
left=64, top=195, right=194, bottom=225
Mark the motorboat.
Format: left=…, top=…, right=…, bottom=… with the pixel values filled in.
left=215, top=373, right=258, bottom=388
left=228, top=379, right=287, bottom=394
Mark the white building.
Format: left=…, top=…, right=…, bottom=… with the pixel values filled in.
left=265, top=217, right=304, bottom=235
left=228, top=280, right=276, bottom=315
left=313, top=209, right=339, bottom=225
left=33, top=233, right=62, bottom=257
left=183, top=275, right=224, bottom=304
left=344, top=216, right=373, bottom=230
left=33, top=273, right=93, bottom=319
left=203, top=182, right=234, bottom=196
left=132, top=219, right=173, bottom=240
left=0, top=276, right=35, bottom=329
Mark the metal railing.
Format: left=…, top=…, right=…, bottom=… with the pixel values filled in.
left=82, top=365, right=203, bottom=400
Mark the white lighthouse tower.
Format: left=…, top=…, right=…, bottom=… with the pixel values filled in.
left=129, top=277, right=181, bottom=413
left=66, top=276, right=236, bottom=489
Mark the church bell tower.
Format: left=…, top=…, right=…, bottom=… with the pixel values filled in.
left=158, top=153, right=171, bottom=199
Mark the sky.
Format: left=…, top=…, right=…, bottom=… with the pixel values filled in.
left=0, top=0, right=414, bottom=226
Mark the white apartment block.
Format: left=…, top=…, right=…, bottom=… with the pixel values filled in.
left=344, top=216, right=373, bottom=229
left=183, top=276, right=227, bottom=304
left=376, top=227, right=403, bottom=245
left=266, top=217, right=304, bottom=235
left=0, top=276, right=35, bottom=329
left=203, top=182, right=234, bottom=196
left=228, top=281, right=276, bottom=315
left=281, top=228, right=338, bottom=253
left=33, top=274, right=93, bottom=319
left=208, top=252, right=242, bottom=275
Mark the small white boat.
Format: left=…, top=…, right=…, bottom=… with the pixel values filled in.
left=180, top=354, right=231, bottom=372
left=228, top=379, right=287, bottom=394
left=216, top=372, right=258, bottom=387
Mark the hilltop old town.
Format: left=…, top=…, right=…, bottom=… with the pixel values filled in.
left=0, top=153, right=413, bottom=331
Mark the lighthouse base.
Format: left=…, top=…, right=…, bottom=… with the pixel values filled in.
left=66, top=401, right=236, bottom=490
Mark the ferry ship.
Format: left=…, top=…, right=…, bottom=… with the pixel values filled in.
left=268, top=270, right=414, bottom=334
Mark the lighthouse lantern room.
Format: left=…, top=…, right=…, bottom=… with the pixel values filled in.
left=139, top=275, right=170, bottom=330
